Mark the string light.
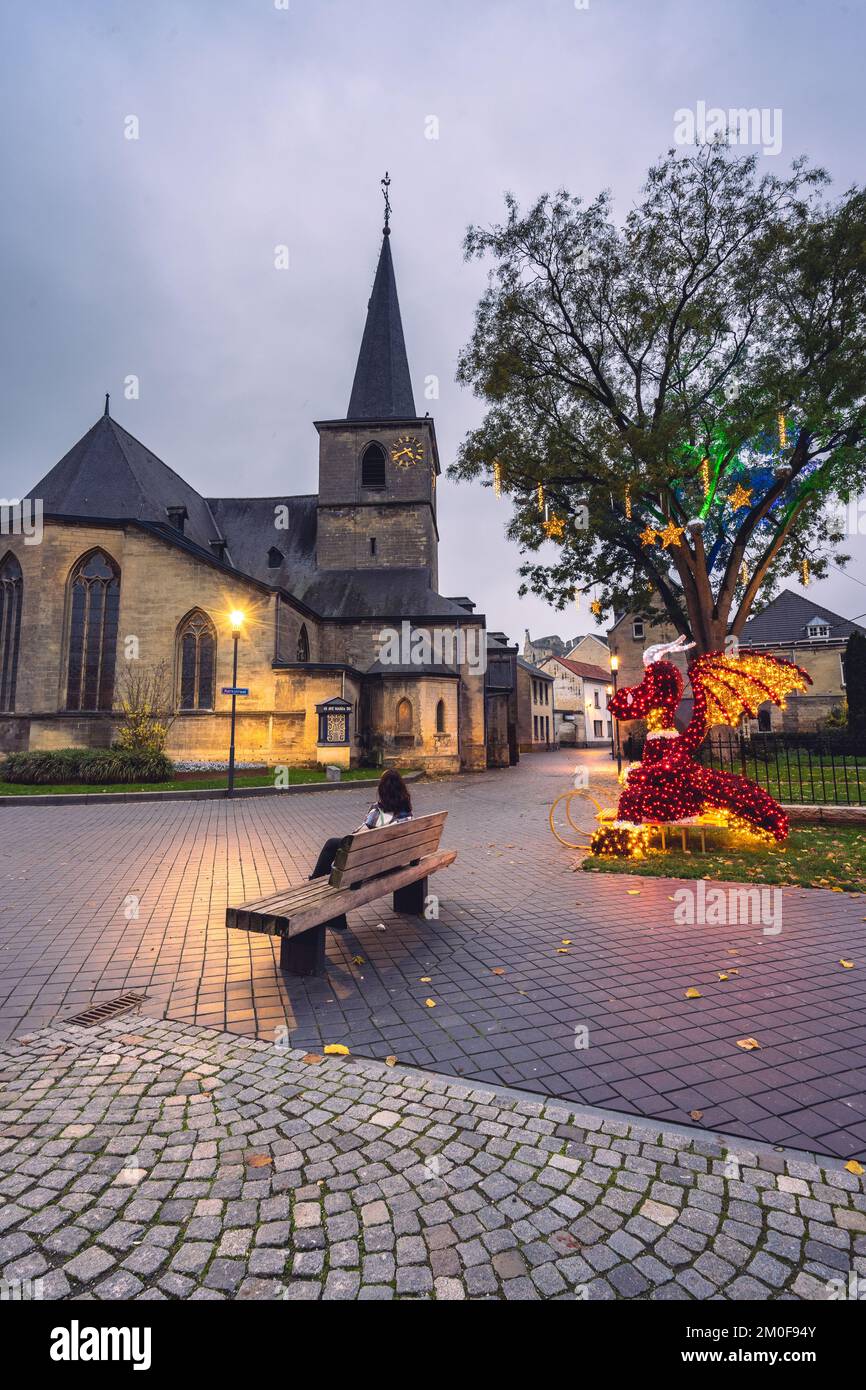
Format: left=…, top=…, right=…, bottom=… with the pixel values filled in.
left=640, top=525, right=657, bottom=547
left=591, top=648, right=813, bottom=856
left=493, top=460, right=502, bottom=497
left=701, top=457, right=710, bottom=497
left=778, top=413, right=788, bottom=449
left=624, top=487, right=632, bottom=520
left=740, top=561, right=749, bottom=585
left=537, top=482, right=545, bottom=514
left=802, top=558, right=810, bottom=587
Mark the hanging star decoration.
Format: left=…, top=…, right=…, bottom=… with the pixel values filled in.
left=659, top=520, right=685, bottom=549
left=639, top=525, right=657, bottom=547
left=590, top=598, right=602, bottom=617
left=542, top=513, right=565, bottom=539
left=728, top=482, right=753, bottom=511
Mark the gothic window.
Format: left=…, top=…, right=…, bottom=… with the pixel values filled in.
left=268, top=546, right=283, bottom=568
left=436, top=698, right=446, bottom=733
left=177, top=610, right=216, bottom=711
left=396, top=697, right=413, bottom=735
left=361, top=442, right=386, bottom=489
left=296, top=623, right=310, bottom=663
left=0, top=553, right=22, bottom=713
left=65, top=550, right=120, bottom=711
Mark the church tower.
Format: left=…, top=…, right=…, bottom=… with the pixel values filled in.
left=314, top=178, right=440, bottom=589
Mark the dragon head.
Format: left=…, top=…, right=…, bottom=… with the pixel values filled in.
left=608, top=635, right=695, bottom=731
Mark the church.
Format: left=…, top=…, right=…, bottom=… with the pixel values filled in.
left=0, top=213, right=502, bottom=774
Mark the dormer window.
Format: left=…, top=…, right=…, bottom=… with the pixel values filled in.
left=806, top=619, right=830, bottom=640
left=268, top=546, right=283, bottom=569
left=361, top=442, right=387, bottom=489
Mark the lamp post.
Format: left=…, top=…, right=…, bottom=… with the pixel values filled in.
left=227, top=610, right=245, bottom=798
left=606, top=684, right=615, bottom=761
left=609, top=654, right=622, bottom=776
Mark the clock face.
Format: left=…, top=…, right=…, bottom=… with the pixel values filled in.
left=391, top=434, right=424, bottom=469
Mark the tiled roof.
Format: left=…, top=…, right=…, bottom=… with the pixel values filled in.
left=740, top=589, right=865, bottom=646
left=544, top=656, right=609, bottom=682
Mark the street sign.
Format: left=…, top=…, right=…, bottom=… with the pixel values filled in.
left=222, top=687, right=249, bottom=696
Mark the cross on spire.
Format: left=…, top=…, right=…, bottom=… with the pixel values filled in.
left=381, top=170, right=391, bottom=236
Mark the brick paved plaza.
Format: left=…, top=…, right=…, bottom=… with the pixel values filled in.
left=1, top=1014, right=864, bottom=1301
left=1, top=751, right=866, bottom=1165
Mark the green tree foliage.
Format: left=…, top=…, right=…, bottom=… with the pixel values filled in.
left=453, top=143, right=866, bottom=652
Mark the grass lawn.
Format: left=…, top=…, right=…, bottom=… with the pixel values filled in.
left=0, top=767, right=400, bottom=797
left=582, top=824, right=866, bottom=892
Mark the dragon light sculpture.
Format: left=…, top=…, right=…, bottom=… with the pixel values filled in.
left=592, top=635, right=811, bottom=857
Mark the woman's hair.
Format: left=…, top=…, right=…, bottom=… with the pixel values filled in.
left=377, top=769, right=412, bottom=816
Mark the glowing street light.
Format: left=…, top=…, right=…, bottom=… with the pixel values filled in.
left=609, top=653, right=622, bottom=773
left=227, top=609, right=246, bottom=797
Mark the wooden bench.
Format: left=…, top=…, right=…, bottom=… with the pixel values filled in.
left=225, top=812, right=456, bottom=976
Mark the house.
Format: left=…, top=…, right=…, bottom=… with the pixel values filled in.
left=565, top=633, right=610, bottom=666
left=515, top=657, right=555, bottom=751
left=738, top=590, right=864, bottom=731
left=539, top=655, right=611, bottom=746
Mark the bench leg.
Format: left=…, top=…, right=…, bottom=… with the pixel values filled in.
left=393, top=876, right=428, bottom=915
left=279, top=925, right=326, bottom=977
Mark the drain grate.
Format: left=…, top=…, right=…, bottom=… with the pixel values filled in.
left=65, top=993, right=147, bottom=1028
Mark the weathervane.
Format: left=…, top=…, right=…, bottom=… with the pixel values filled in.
left=381, top=170, right=391, bottom=236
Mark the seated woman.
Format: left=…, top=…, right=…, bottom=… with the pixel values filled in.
left=309, top=769, right=414, bottom=932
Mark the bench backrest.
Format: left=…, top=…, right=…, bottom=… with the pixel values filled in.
left=328, top=811, right=447, bottom=889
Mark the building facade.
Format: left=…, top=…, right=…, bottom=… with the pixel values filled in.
left=515, top=658, right=555, bottom=751
left=0, top=226, right=491, bottom=773
left=539, top=655, right=611, bottom=746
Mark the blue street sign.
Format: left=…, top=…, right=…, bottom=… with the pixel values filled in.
left=222, top=687, right=249, bottom=696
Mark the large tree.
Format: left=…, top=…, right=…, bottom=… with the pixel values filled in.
left=453, top=143, right=866, bottom=653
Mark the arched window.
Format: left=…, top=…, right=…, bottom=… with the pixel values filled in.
left=296, top=623, right=310, bottom=663
left=268, top=546, right=283, bottom=569
left=396, top=697, right=413, bottom=735
left=361, top=442, right=386, bottom=489
left=177, top=610, right=216, bottom=711
left=65, top=550, right=120, bottom=711
left=0, top=553, right=23, bottom=713
left=436, top=698, right=446, bottom=733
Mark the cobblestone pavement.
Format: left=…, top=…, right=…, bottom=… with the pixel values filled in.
left=1, top=1016, right=864, bottom=1301
left=1, top=750, right=865, bottom=1157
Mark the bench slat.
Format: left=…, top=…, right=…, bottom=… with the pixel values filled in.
left=330, top=820, right=445, bottom=881
left=227, top=849, right=456, bottom=939
left=331, top=832, right=444, bottom=888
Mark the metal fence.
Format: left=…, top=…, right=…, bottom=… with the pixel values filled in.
left=701, top=731, right=866, bottom=806
left=621, top=730, right=866, bottom=806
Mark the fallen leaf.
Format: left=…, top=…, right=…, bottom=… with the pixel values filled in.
left=385, top=1056, right=397, bottom=1067
left=840, top=959, right=855, bottom=968
left=246, top=1153, right=272, bottom=1168
left=844, top=1159, right=865, bottom=1175
left=424, top=998, right=436, bottom=1008
left=689, top=1110, right=704, bottom=1122
left=302, top=1053, right=324, bottom=1065
left=556, top=948, right=570, bottom=955
left=420, top=976, right=432, bottom=983
left=323, top=1044, right=350, bottom=1056
left=561, top=939, right=572, bottom=946
left=685, top=988, right=702, bottom=999
left=627, top=890, right=641, bottom=895
left=736, top=1037, right=761, bottom=1051
left=718, top=973, right=729, bottom=982
left=491, top=967, right=506, bottom=976
left=352, top=955, right=365, bottom=965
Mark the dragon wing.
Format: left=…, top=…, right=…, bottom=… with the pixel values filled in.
left=689, top=650, right=812, bottom=728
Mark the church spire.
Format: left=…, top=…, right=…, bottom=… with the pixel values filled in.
left=347, top=174, right=416, bottom=420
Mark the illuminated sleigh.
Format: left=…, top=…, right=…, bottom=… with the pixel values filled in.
left=551, top=636, right=811, bottom=859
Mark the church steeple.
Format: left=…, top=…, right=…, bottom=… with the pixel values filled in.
left=347, top=176, right=416, bottom=420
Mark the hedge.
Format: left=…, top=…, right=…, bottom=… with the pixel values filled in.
left=0, top=748, right=175, bottom=786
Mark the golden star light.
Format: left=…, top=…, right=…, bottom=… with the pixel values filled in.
left=659, top=521, right=685, bottom=548
left=639, top=525, right=657, bottom=547
left=728, top=482, right=753, bottom=511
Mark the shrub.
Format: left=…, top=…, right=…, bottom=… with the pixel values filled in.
left=0, top=748, right=174, bottom=785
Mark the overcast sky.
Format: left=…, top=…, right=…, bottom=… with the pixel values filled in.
left=2, top=0, right=865, bottom=643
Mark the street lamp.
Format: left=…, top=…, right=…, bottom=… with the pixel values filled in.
left=227, top=610, right=245, bottom=797
left=606, top=684, right=615, bottom=761
left=609, top=653, right=622, bottom=775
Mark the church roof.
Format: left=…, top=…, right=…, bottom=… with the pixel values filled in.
left=28, top=409, right=222, bottom=553
left=347, top=235, right=416, bottom=420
